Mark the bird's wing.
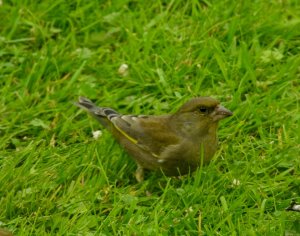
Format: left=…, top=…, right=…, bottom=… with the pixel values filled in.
left=109, top=114, right=180, bottom=157
left=76, top=97, right=180, bottom=157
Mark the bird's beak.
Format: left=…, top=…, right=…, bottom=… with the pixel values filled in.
left=212, top=105, right=233, bottom=121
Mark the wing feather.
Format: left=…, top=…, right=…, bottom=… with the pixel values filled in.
left=110, top=115, right=180, bottom=157
left=76, top=97, right=180, bottom=159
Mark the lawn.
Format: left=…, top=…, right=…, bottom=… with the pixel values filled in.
left=0, top=0, right=299, bottom=235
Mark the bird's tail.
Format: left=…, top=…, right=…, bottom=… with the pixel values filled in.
left=75, top=97, right=101, bottom=113
left=75, top=97, right=120, bottom=128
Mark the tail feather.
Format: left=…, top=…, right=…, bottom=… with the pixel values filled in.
left=75, top=96, right=120, bottom=125
left=77, top=97, right=96, bottom=110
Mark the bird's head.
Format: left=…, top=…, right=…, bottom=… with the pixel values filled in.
left=172, top=97, right=233, bottom=137
left=177, top=97, right=233, bottom=121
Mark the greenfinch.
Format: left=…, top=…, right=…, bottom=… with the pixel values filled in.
left=76, top=96, right=232, bottom=182
left=0, top=228, right=13, bottom=236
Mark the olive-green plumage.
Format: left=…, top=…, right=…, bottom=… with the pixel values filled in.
left=76, top=97, right=232, bottom=182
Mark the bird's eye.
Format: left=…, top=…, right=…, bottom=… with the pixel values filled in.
left=199, top=106, right=208, bottom=113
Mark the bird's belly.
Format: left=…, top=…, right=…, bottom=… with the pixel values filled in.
left=157, top=139, right=218, bottom=176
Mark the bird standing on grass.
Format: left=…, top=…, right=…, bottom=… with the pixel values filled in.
left=75, top=96, right=233, bottom=182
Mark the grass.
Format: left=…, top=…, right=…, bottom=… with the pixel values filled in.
left=0, top=0, right=300, bottom=235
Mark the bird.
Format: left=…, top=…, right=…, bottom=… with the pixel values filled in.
left=75, top=96, right=233, bottom=182
left=0, top=228, right=13, bottom=236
